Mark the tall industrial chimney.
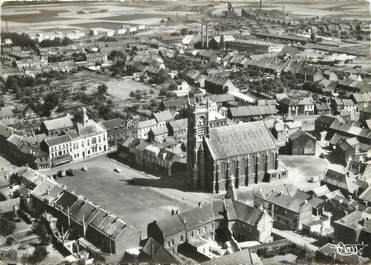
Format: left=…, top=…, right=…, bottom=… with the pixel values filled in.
left=259, top=0, right=262, bottom=13
left=201, top=24, right=204, bottom=48
left=205, top=24, right=209, bottom=49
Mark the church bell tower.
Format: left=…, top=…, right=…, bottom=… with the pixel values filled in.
left=187, top=90, right=209, bottom=190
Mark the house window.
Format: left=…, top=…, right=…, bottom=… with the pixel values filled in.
left=204, top=226, right=206, bottom=233
left=197, top=229, right=200, bottom=235
left=171, top=239, right=174, bottom=246
left=180, top=235, right=184, bottom=242
left=191, top=231, right=194, bottom=238
left=212, top=223, right=214, bottom=229
left=168, top=241, right=171, bottom=247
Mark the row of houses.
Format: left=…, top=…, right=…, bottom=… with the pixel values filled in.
left=14, top=167, right=140, bottom=262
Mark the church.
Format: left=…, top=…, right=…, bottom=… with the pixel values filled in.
left=187, top=91, right=283, bottom=193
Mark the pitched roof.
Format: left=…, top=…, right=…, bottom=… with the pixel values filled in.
left=180, top=201, right=222, bottom=230
left=168, top=119, right=187, bottom=132
left=101, top=118, right=125, bottom=131
left=205, top=121, right=277, bottom=160
left=150, top=126, right=168, bottom=136
left=229, top=105, right=278, bottom=118
left=322, top=165, right=358, bottom=193
left=153, top=110, right=173, bottom=123
left=44, top=134, right=71, bottom=147
left=262, top=190, right=309, bottom=213
left=43, top=115, right=73, bottom=131
left=288, top=129, right=316, bottom=141
left=138, top=119, right=157, bottom=129
left=226, top=200, right=263, bottom=226
left=154, top=214, right=186, bottom=237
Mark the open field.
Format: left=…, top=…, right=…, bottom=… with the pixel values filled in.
left=50, top=70, right=156, bottom=102
left=44, top=154, right=214, bottom=235
left=1, top=2, right=195, bottom=33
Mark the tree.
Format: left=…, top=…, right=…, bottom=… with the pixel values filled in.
left=97, top=83, right=108, bottom=94
left=32, top=220, right=51, bottom=245
left=61, top=37, right=74, bottom=46
left=11, top=60, right=17, bottom=68
left=0, top=218, right=15, bottom=236
left=149, top=89, right=154, bottom=94
left=129, top=91, right=135, bottom=97
left=27, top=246, right=48, bottom=264
left=159, top=88, right=167, bottom=96
left=310, top=32, right=316, bottom=41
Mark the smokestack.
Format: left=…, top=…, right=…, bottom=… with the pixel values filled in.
left=205, top=24, right=209, bottom=49
left=260, top=0, right=262, bottom=13
left=201, top=24, right=204, bottom=48
left=218, top=24, right=220, bottom=36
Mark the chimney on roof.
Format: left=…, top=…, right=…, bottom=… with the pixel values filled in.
left=198, top=202, right=202, bottom=208
left=176, top=209, right=180, bottom=215
left=171, top=209, right=175, bottom=215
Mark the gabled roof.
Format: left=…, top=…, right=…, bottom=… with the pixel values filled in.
left=267, top=191, right=309, bottom=213
left=153, top=110, right=173, bottom=123
left=205, top=121, right=277, bottom=160
left=154, top=214, right=186, bottom=237
left=288, top=129, right=316, bottom=141
left=168, top=119, right=187, bottom=132
left=229, top=105, right=277, bottom=118
left=322, top=165, right=358, bottom=193
left=150, top=126, right=168, bottom=136
left=43, top=115, right=73, bottom=132
left=138, top=119, right=157, bottom=129
left=225, top=199, right=263, bottom=226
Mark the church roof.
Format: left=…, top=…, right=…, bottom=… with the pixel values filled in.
left=205, top=121, right=277, bottom=160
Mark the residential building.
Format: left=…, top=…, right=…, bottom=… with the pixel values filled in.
left=254, top=188, right=313, bottom=231
left=101, top=118, right=126, bottom=146
left=137, top=119, right=158, bottom=139
left=153, top=110, right=174, bottom=127
left=333, top=210, right=371, bottom=258
left=167, top=119, right=187, bottom=140
left=321, top=165, right=359, bottom=196
left=147, top=198, right=273, bottom=254
left=28, top=175, right=141, bottom=262
left=334, top=137, right=370, bottom=166
left=350, top=93, right=371, bottom=110
left=360, top=105, right=371, bottom=121
left=315, top=103, right=332, bottom=115
left=228, top=105, right=278, bottom=122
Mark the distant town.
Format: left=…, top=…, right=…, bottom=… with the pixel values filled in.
left=0, top=0, right=370, bottom=264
